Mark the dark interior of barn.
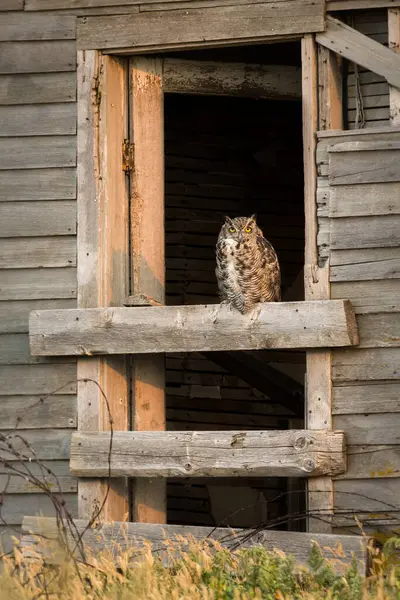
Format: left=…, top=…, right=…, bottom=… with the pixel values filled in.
left=162, top=41, right=306, bottom=531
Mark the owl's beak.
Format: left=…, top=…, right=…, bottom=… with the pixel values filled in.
left=237, top=231, right=243, bottom=243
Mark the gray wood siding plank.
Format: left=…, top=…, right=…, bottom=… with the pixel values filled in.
left=335, top=445, right=400, bottom=480
left=0, top=202, right=76, bottom=237
left=330, top=215, right=400, bottom=250
left=0, top=333, right=76, bottom=365
left=70, top=430, right=346, bottom=478
left=0, top=267, right=77, bottom=300
left=0, top=0, right=23, bottom=9
left=28, top=301, right=359, bottom=356
left=0, top=364, right=76, bottom=395
left=356, top=313, right=400, bottom=348
left=0, top=73, right=76, bottom=105
left=77, top=2, right=325, bottom=52
left=330, top=254, right=400, bottom=282
left=0, top=13, right=75, bottom=41
left=0, top=299, right=76, bottom=333
left=0, top=41, right=76, bottom=74
left=0, top=168, right=76, bottom=201
left=329, top=147, right=400, bottom=186
left=332, top=348, right=400, bottom=382
left=333, top=383, right=400, bottom=415
left=0, top=461, right=77, bottom=493
left=334, top=414, right=400, bottom=445
left=0, top=236, right=76, bottom=269
left=0, top=137, right=76, bottom=170
left=334, top=479, right=400, bottom=518
left=0, top=104, right=76, bottom=136
left=0, top=493, right=77, bottom=525
left=329, top=183, right=400, bottom=217
left=331, top=280, right=400, bottom=313
left=0, top=395, right=76, bottom=429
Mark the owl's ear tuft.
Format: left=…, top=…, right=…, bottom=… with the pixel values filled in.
left=250, top=213, right=257, bottom=222
left=224, top=215, right=233, bottom=224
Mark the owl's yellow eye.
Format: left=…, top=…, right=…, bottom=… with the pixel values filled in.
left=229, top=227, right=236, bottom=233
left=245, top=227, right=252, bottom=233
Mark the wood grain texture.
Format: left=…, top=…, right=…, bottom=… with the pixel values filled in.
left=318, top=47, right=343, bottom=130
left=331, top=280, right=400, bottom=313
left=163, top=58, right=301, bottom=100
left=0, top=0, right=23, bottom=9
left=0, top=236, right=76, bottom=269
left=0, top=104, right=76, bottom=136
left=336, top=445, right=400, bottom=480
left=0, top=333, right=75, bottom=365
left=28, top=300, right=359, bottom=356
left=0, top=41, right=76, bottom=74
left=328, top=0, right=400, bottom=9
left=316, top=16, right=400, bottom=89
left=0, top=169, right=76, bottom=201
left=0, top=363, right=76, bottom=396
left=328, top=143, right=400, bottom=186
left=1, top=494, right=77, bottom=525
left=0, top=73, right=76, bottom=105
left=21, top=516, right=370, bottom=572
left=0, top=12, right=75, bottom=41
left=77, top=2, right=325, bottom=52
left=330, top=215, right=400, bottom=250
left=70, top=430, right=346, bottom=478
left=0, top=461, right=76, bottom=493
left=332, top=348, right=400, bottom=382
left=0, top=395, right=76, bottom=429
left=129, top=56, right=166, bottom=524
left=0, top=202, right=76, bottom=237
left=356, top=313, right=400, bottom=348
left=0, top=267, right=77, bottom=301
left=330, top=248, right=400, bottom=282
left=0, top=299, right=76, bottom=334
left=76, top=51, right=130, bottom=522
left=334, top=413, right=400, bottom=445
left=333, top=383, right=400, bottom=414
left=388, top=8, right=400, bottom=125
left=0, top=428, right=73, bottom=461
left=329, top=183, right=400, bottom=217
left=0, top=137, right=76, bottom=170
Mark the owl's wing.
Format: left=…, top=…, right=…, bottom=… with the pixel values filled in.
left=257, top=235, right=281, bottom=301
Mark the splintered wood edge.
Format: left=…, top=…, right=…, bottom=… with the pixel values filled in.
left=343, top=300, right=360, bottom=346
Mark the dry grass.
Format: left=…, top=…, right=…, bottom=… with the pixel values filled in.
left=0, top=534, right=399, bottom=600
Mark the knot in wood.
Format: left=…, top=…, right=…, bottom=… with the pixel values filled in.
left=294, top=435, right=308, bottom=450
left=184, top=463, right=192, bottom=472
left=230, top=432, right=246, bottom=448
left=302, top=458, right=316, bottom=473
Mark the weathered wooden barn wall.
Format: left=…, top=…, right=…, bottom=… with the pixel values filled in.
left=346, top=9, right=390, bottom=128
left=316, top=127, right=400, bottom=534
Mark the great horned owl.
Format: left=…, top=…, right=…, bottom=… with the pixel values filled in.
left=215, top=215, right=281, bottom=314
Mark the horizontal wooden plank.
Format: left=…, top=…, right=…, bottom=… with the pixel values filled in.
left=0, top=0, right=23, bottom=9
left=0, top=137, right=76, bottom=170
left=0, top=168, right=76, bottom=201
left=331, top=280, right=400, bottom=313
left=357, top=313, right=400, bottom=348
left=347, top=94, right=389, bottom=110
left=329, top=143, right=400, bottom=186
left=0, top=395, right=76, bottom=429
left=330, top=215, right=400, bottom=250
left=21, top=516, right=369, bottom=572
left=334, top=478, right=400, bottom=522
left=334, top=413, right=400, bottom=445
left=0, top=267, right=77, bottom=301
left=0, top=493, right=77, bottom=525
left=25, top=0, right=144, bottom=8
left=77, top=2, right=325, bottom=52
left=330, top=248, right=400, bottom=282
left=329, top=183, right=400, bottom=217
left=0, top=363, right=76, bottom=395
left=316, top=16, right=400, bottom=89
left=0, top=461, right=77, bottom=493
left=332, top=348, right=400, bottom=381
left=29, top=301, right=359, bottom=356
left=0, top=299, right=76, bottom=333
left=0, top=236, right=76, bottom=269
left=0, top=72, right=76, bottom=105
left=348, top=107, right=390, bottom=125
left=0, top=428, right=72, bottom=460
left=0, top=202, right=76, bottom=238
left=0, top=12, right=75, bottom=41
left=328, top=0, right=400, bottom=9
left=333, top=382, right=400, bottom=415
left=0, top=333, right=75, bottom=365
left=70, top=430, right=346, bottom=478
left=163, top=58, right=301, bottom=100
left=0, top=41, right=76, bottom=74
left=0, top=104, right=76, bottom=136
left=336, top=445, right=400, bottom=480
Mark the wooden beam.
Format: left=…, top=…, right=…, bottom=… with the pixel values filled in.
left=318, top=47, right=343, bottom=130
left=69, top=430, right=346, bottom=479
left=316, top=16, right=400, bottom=90
left=21, top=516, right=370, bottom=573
left=29, top=300, right=359, bottom=357
left=328, top=0, right=400, bottom=10
left=389, top=8, right=400, bottom=125
left=203, top=351, right=304, bottom=418
left=76, top=2, right=325, bottom=53
left=162, top=59, right=301, bottom=101
left=129, top=57, right=166, bottom=525
left=76, top=51, right=130, bottom=522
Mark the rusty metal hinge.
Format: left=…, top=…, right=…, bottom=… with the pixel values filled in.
left=122, top=139, right=135, bottom=172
